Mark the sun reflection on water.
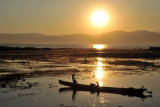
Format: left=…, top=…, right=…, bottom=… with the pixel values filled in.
left=96, top=66, right=103, bottom=79
left=95, top=57, right=104, bottom=86
left=98, top=81, right=103, bottom=86
left=92, top=44, right=106, bottom=50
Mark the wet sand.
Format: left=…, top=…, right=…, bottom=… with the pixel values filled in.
left=0, top=48, right=160, bottom=107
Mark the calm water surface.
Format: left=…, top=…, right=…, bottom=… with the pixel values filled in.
left=0, top=57, right=160, bottom=107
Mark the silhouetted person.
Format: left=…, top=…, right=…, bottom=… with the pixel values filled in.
left=96, top=82, right=99, bottom=87
left=72, top=73, right=77, bottom=84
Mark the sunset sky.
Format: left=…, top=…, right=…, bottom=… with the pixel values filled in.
left=0, top=0, right=160, bottom=35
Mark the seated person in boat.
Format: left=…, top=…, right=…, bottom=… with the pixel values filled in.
left=96, top=82, right=100, bottom=87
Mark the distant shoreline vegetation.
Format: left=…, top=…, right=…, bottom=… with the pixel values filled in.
left=1, top=45, right=160, bottom=51
left=1, top=44, right=160, bottom=50
left=0, top=46, right=52, bottom=51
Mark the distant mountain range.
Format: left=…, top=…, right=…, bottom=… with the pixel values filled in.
left=0, top=30, right=160, bottom=47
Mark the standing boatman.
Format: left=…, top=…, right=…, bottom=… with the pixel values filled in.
left=72, top=72, right=77, bottom=84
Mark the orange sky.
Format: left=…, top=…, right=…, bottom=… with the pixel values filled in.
left=0, top=0, right=160, bottom=35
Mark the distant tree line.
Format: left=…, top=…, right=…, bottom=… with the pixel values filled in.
left=0, top=46, right=52, bottom=51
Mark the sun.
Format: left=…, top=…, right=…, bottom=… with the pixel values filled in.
left=90, top=9, right=110, bottom=27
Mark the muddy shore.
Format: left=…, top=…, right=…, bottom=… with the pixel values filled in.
left=0, top=48, right=160, bottom=106
left=0, top=48, right=160, bottom=88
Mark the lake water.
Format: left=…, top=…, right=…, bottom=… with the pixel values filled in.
left=1, top=73, right=159, bottom=107
left=0, top=49, right=160, bottom=107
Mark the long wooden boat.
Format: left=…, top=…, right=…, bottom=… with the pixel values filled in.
left=59, top=80, right=151, bottom=98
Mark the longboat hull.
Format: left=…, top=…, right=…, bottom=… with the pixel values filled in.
left=59, top=80, right=149, bottom=98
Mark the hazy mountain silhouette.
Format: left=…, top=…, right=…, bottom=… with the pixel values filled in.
left=0, top=30, right=160, bottom=46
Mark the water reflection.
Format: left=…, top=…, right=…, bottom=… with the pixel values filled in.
left=59, top=87, right=152, bottom=102
left=95, top=57, right=104, bottom=86
left=96, top=67, right=103, bottom=79
left=92, top=44, right=106, bottom=50
left=58, top=57, right=153, bottom=103
left=98, top=81, right=103, bottom=87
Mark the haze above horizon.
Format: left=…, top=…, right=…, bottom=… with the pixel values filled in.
left=0, top=0, right=160, bottom=35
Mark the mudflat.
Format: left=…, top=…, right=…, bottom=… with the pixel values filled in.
left=0, top=48, right=160, bottom=107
